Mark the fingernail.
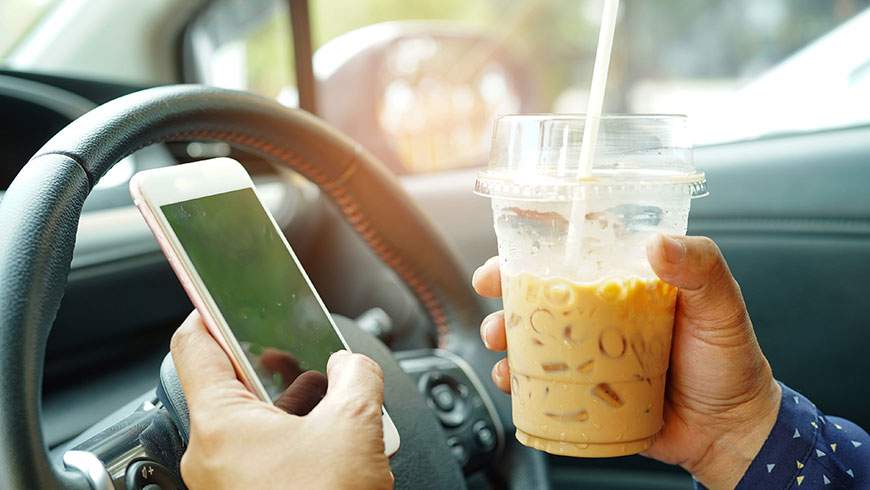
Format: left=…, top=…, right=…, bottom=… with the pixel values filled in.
left=660, top=235, right=686, bottom=264
left=498, top=359, right=509, bottom=377
left=471, top=266, right=482, bottom=284
left=480, top=315, right=495, bottom=348
left=491, top=365, right=502, bottom=384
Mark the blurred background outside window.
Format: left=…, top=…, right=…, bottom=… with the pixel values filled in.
left=0, top=0, right=58, bottom=56
left=311, top=0, right=870, bottom=173
left=184, top=0, right=298, bottom=106
left=4, top=0, right=870, bottom=174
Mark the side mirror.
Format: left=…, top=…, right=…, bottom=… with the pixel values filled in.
left=315, top=22, right=536, bottom=174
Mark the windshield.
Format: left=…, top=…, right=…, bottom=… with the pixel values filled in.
left=4, top=0, right=870, bottom=149
left=0, top=0, right=59, bottom=56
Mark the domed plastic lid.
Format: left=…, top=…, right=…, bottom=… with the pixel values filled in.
left=475, top=114, right=707, bottom=201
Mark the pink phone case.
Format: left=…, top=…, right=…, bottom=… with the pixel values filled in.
left=131, top=182, right=263, bottom=397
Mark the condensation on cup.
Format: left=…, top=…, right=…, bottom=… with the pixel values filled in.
left=475, top=114, right=708, bottom=458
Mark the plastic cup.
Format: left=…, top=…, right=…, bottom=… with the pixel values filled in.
left=475, top=114, right=707, bottom=458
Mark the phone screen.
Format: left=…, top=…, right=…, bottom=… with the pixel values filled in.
left=161, top=187, right=345, bottom=401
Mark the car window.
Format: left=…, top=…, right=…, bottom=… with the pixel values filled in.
left=7, top=1, right=869, bottom=175
left=0, top=0, right=60, bottom=56
left=304, top=0, right=870, bottom=173
left=185, top=0, right=297, bottom=103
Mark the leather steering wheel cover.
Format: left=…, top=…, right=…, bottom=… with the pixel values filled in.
left=35, top=84, right=482, bottom=346
left=0, top=85, right=499, bottom=489
left=0, top=155, right=92, bottom=489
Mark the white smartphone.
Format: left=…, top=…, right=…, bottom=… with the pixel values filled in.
left=130, top=157, right=400, bottom=456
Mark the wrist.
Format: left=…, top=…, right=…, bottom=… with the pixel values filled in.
left=687, top=375, right=782, bottom=489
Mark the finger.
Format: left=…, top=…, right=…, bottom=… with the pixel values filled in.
left=472, top=256, right=502, bottom=298
left=480, top=311, right=507, bottom=352
left=491, top=357, right=511, bottom=393
left=274, top=370, right=328, bottom=415
left=259, top=348, right=303, bottom=389
left=315, top=351, right=385, bottom=419
left=170, top=311, right=249, bottom=409
left=647, top=235, right=749, bottom=331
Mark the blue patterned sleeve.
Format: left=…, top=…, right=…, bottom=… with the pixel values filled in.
left=695, top=382, right=869, bottom=489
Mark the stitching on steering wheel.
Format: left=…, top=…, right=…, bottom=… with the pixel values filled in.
left=37, top=127, right=453, bottom=345
left=160, top=130, right=451, bottom=347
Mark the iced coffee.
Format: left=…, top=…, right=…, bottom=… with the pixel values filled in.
left=475, top=114, right=706, bottom=457
left=504, top=273, right=677, bottom=456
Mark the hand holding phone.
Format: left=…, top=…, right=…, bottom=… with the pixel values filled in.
left=171, top=311, right=394, bottom=490
left=130, top=158, right=399, bottom=456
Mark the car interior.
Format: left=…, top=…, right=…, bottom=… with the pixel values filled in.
left=1, top=1, right=869, bottom=489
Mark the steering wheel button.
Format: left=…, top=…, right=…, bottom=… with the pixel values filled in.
left=473, top=420, right=497, bottom=452
left=126, top=460, right=181, bottom=490
left=430, top=384, right=456, bottom=411
left=446, top=437, right=468, bottom=465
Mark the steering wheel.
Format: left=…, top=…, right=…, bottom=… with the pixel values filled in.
left=0, top=85, right=508, bottom=489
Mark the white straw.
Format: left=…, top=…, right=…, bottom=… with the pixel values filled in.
left=566, top=0, right=620, bottom=268
left=578, top=0, right=619, bottom=176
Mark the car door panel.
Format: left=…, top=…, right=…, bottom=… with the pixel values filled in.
left=689, top=125, right=870, bottom=431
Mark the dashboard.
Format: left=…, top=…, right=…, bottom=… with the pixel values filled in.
left=0, top=88, right=76, bottom=190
